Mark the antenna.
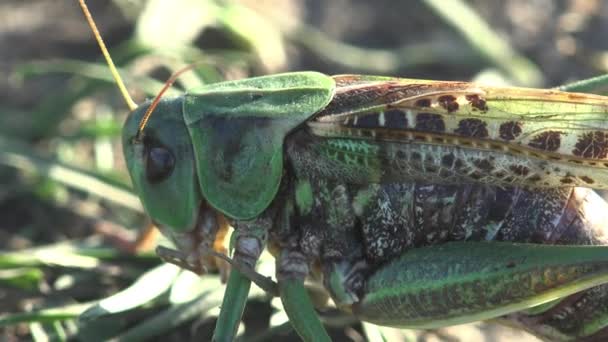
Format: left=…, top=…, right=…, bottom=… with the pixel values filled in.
left=136, top=64, right=197, bottom=138
left=78, top=0, right=137, bottom=111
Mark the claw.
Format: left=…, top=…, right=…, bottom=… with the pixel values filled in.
left=155, top=204, right=233, bottom=280
left=156, top=242, right=278, bottom=296
left=156, top=245, right=206, bottom=274
left=324, top=259, right=369, bottom=306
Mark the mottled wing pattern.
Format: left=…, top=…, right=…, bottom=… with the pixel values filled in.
left=308, top=75, right=608, bottom=186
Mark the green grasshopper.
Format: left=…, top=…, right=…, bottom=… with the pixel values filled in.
left=80, top=1, right=608, bottom=340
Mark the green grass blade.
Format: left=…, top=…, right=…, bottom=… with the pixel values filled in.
left=557, top=73, right=608, bottom=94
left=0, top=302, right=93, bottom=327
left=79, top=263, right=180, bottom=323
left=423, top=0, right=543, bottom=86
left=114, top=291, right=223, bottom=341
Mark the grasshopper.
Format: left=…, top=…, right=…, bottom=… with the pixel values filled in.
left=80, top=1, right=608, bottom=341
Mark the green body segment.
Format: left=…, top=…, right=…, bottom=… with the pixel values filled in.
left=212, top=269, right=252, bottom=342
left=122, top=97, right=202, bottom=232
left=183, top=72, right=335, bottom=220
left=354, top=242, right=608, bottom=328
left=279, top=278, right=331, bottom=342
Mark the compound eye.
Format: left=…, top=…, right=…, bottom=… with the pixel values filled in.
left=145, top=145, right=175, bottom=184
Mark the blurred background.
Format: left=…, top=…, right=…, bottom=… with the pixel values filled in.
left=2, top=0, right=608, bottom=341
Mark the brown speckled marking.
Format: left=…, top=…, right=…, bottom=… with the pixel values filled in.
left=465, top=94, right=488, bottom=111
left=415, top=113, right=446, bottom=133
left=561, top=173, right=576, bottom=185
left=438, top=95, right=458, bottom=112
left=580, top=176, right=595, bottom=184
left=499, top=121, right=523, bottom=141
left=415, top=98, right=431, bottom=108
left=528, top=131, right=562, bottom=152
left=560, top=177, right=574, bottom=184
left=572, top=131, right=608, bottom=159
left=454, top=119, right=489, bottom=138
left=509, top=165, right=530, bottom=176
left=527, top=174, right=542, bottom=182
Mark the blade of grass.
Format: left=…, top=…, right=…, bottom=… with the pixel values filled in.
left=52, top=320, right=68, bottom=342
left=289, top=25, right=484, bottom=73
left=29, top=322, right=50, bottom=342
left=0, top=302, right=93, bottom=327
left=0, top=136, right=142, bottom=212
left=1, top=244, right=99, bottom=269
left=0, top=267, right=44, bottom=290
left=79, top=263, right=180, bottom=323
left=556, top=73, right=608, bottom=94
left=17, top=59, right=182, bottom=98
left=423, top=0, right=543, bottom=86
left=0, top=240, right=156, bottom=269
left=236, top=321, right=292, bottom=342
left=114, top=288, right=224, bottom=341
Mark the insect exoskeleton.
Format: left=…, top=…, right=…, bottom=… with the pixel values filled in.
left=79, top=0, right=608, bottom=339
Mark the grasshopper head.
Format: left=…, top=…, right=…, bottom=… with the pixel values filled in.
left=123, top=97, right=197, bottom=230
left=122, top=71, right=336, bottom=246
left=77, top=0, right=227, bottom=272
left=122, top=97, right=226, bottom=265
